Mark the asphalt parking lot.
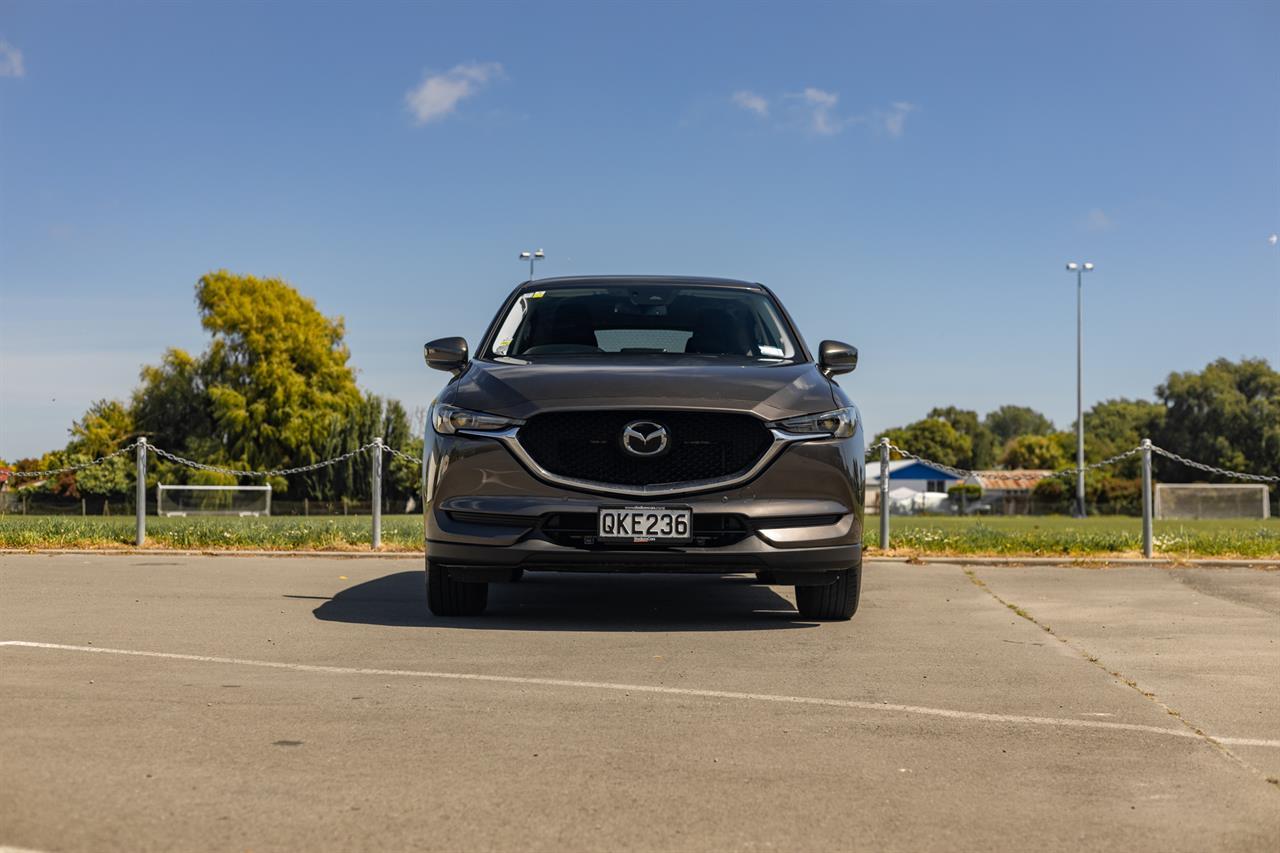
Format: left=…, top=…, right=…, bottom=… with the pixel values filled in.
left=1, top=554, right=1277, bottom=852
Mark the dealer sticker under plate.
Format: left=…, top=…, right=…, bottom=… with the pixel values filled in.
left=598, top=506, right=692, bottom=543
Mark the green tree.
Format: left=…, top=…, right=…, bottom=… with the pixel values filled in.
left=984, top=405, right=1055, bottom=446
left=133, top=348, right=212, bottom=453
left=68, top=399, right=135, bottom=457
left=1051, top=430, right=1076, bottom=465
left=74, top=454, right=132, bottom=497
left=872, top=426, right=912, bottom=459
left=298, top=393, right=419, bottom=504
left=41, top=398, right=139, bottom=498
left=928, top=406, right=997, bottom=469
left=25, top=449, right=76, bottom=496
left=1000, top=434, right=1069, bottom=470
left=196, top=270, right=363, bottom=473
left=1081, top=398, right=1165, bottom=477
left=1033, top=474, right=1142, bottom=515
left=118, top=271, right=400, bottom=500
left=1031, top=477, right=1070, bottom=512
left=380, top=398, right=423, bottom=506
left=1153, top=357, right=1279, bottom=484
left=874, top=418, right=971, bottom=467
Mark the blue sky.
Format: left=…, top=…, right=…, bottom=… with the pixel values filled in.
left=1, top=0, right=1277, bottom=459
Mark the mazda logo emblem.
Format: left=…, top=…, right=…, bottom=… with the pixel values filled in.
left=620, top=420, right=670, bottom=458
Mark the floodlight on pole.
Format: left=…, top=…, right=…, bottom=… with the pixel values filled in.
left=519, top=249, right=545, bottom=281
left=1065, top=260, right=1095, bottom=518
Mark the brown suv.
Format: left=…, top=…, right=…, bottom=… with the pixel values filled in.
left=422, top=276, right=864, bottom=620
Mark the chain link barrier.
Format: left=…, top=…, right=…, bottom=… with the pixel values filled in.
left=4, top=433, right=1272, bottom=559
left=862, top=438, right=1273, bottom=557
left=146, top=441, right=385, bottom=479
left=867, top=440, right=1272, bottom=484
left=7, top=440, right=1270, bottom=485
left=1150, top=446, right=1280, bottom=483
left=382, top=445, right=425, bottom=466
left=6, top=441, right=140, bottom=479
left=5, top=440, right=423, bottom=483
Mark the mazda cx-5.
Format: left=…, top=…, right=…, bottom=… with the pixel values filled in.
left=422, top=276, right=864, bottom=620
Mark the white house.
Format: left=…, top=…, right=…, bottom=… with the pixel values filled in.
left=865, top=459, right=966, bottom=514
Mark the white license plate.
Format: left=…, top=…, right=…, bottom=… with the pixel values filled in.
left=598, top=506, right=692, bottom=542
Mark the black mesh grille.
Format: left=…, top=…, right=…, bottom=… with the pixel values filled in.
left=517, top=411, right=773, bottom=486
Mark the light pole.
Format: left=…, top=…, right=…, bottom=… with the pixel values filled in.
left=519, top=249, right=545, bottom=281
left=1065, top=261, right=1094, bottom=518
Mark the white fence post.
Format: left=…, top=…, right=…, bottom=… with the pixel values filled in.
left=879, top=437, right=891, bottom=551
left=371, top=437, right=383, bottom=550
left=135, top=438, right=147, bottom=547
left=1141, top=438, right=1153, bottom=558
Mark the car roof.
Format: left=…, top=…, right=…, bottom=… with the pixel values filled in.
left=510, top=275, right=764, bottom=293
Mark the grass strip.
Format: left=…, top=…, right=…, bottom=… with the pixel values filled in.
left=864, top=517, right=1280, bottom=558
left=0, top=516, right=424, bottom=552
left=0, top=515, right=1276, bottom=558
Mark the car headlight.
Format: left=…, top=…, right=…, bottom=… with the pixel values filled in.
left=775, top=407, right=857, bottom=438
left=431, top=404, right=522, bottom=435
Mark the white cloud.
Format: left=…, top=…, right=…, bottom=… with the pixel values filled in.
left=731, top=90, right=769, bottom=118
left=800, top=88, right=838, bottom=108
left=1085, top=208, right=1112, bottom=231
left=405, top=61, right=503, bottom=125
left=0, top=40, right=25, bottom=78
left=729, top=87, right=916, bottom=140
left=881, top=101, right=915, bottom=138
left=799, top=87, right=841, bottom=135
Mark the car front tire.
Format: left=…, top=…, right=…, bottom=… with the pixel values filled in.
left=426, top=559, right=489, bottom=617
left=794, top=562, right=861, bottom=621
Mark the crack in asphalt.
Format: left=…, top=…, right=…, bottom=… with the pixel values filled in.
left=960, top=567, right=1278, bottom=791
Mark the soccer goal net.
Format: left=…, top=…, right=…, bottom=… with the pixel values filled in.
left=157, top=484, right=272, bottom=517
left=1154, top=483, right=1271, bottom=520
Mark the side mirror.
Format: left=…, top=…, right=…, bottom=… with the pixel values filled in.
left=424, top=337, right=469, bottom=374
left=818, top=340, right=858, bottom=376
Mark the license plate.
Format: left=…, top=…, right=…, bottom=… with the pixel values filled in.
left=598, top=506, right=692, bottom=543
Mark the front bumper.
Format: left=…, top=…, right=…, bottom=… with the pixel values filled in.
left=424, top=427, right=865, bottom=576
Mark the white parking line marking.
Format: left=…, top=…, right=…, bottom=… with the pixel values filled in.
left=4, top=640, right=1277, bottom=749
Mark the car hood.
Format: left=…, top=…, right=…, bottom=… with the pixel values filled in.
left=444, top=357, right=840, bottom=421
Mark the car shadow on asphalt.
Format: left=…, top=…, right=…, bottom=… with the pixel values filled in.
left=308, top=571, right=818, bottom=631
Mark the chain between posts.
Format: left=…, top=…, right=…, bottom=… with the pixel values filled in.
left=146, top=442, right=384, bottom=478
left=4, top=433, right=1274, bottom=558
left=382, top=445, right=425, bottom=466
left=860, top=435, right=1269, bottom=555
left=867, top=440, right=1274, bottom=484
left=6, top=441, right=140, bottom=479
left=868, top=443, right=1146, bottom=483
left=7, top=441, right=425, bottom=482
left=9, top=440, right=1271, bottom=485
left=1149, top=446, right=1280, bottom=483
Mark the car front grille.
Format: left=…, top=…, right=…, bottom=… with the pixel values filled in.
left=516, top=411, right=774, bottom=487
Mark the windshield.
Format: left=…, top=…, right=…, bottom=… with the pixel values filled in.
left=486, top=286, right=799, bottom=360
